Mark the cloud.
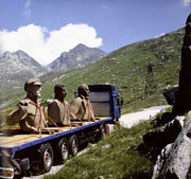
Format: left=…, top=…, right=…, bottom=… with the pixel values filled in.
left=181, top=0, right=190, bottom=7
left=0, top=24, right=102, bottom=65
left=24, top=0, right=31, bottom=19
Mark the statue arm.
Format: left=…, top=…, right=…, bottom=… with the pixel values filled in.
left=6, top=101, right=28, bottom=125
left=23, top=119, right=38, bottom=132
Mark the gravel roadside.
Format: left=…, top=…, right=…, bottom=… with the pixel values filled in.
left=119, top=105, right=169, bottom=128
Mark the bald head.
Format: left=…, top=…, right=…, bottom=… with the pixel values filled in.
left=78, top=84, right=89, bottom=98
left=54, top=84, right=67, bottom=100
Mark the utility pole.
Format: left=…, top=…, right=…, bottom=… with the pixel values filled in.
left=145, top=57, right=156, bottom=97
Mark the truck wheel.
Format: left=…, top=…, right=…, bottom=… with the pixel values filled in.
left=56, top=138, right=69, bottom=163
left=40, top=143, right=53, bottom=172
left=69, top=135, right=79, bottom=156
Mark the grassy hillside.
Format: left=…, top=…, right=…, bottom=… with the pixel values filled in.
left=44, top=120, right=154, bottom=179
left=40, top=28, right=184, bottom=113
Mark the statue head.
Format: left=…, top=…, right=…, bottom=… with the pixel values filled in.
left=54, top=84, right=67, bottom=100
left=78, top=84, right=89, bottom=99
left=24, top=78, right=42, bottom=100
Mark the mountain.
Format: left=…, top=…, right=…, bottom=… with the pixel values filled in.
left=41, top=28, right=184, bottom=111
left=0, top=50, right=46, bottom=88
left=47, top=44, right=107, bottom=71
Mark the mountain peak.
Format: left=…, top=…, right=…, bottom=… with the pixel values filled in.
left=70, top=43, right=90, bottom=53
left=0, top=50, right=46, bottom=87
left=2, top=50, right=28, bottom=59
left=74, top=43, right=88, bottom=49
left=47, top=44, right=107, bottom=71
left=16, top=50, right=27, bottom=55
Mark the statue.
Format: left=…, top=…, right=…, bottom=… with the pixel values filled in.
left=6, top=78, right=46, bottom=133
left=48, top=84, right=74, bottom=126
left=70, top=84, right=95, bottom=121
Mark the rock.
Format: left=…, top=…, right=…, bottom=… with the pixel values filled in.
left=152, top=143, right=173, bottom=179
left=175, top=115, right=185, bottom=127
left=142, top=119, right=181, bottom=160
left=173, top=13, right=191, bottom=115
left=152, top=112, right=191, bottom=179
left=101, top=144, right=111, bottom=150
left=154, top=112, right=176, bottom=127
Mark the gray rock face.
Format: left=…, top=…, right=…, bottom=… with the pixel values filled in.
left=152, top=112, right=191, bottom=179
left=47, top=44, right=107, bottom=71
left=0, top=50, right=46, bottom=87
left=141, top=118, right=182, bottom=161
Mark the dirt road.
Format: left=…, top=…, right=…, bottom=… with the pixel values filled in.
left=119, top=105, right=169, bottom=128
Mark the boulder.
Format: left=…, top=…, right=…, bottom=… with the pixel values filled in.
left=142, top=119, right=182, bottom=160
left=152, top=112, right=191, bottom=179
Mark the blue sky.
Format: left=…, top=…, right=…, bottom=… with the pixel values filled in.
left=0, top=0, right=190, bottom=65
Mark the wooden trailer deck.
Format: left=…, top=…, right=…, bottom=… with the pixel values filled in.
left=0, top=121, right=94, bottom=148
left=0, top=117, right=110, bottom=149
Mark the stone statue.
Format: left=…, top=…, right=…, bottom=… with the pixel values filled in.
left=6, top=78, right=46, bottom=133
left=48, top=84, right=74, bottom=126
left=70, top=84, right=95, bottom=121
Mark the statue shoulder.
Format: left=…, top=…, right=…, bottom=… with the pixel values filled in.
left=64, top=101, right=69, bottom=105
left=18, top=99, right=30, bottom=107
left=71, top=97, right=82, bottom=104
left=48, top=99, right=60, bottom=109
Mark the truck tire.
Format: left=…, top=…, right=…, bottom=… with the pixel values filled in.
left=39, top=143, right=53, bottom=172
left=69, top=135, right=79, bottom=156
left=56, top=138, right=69, bottom=163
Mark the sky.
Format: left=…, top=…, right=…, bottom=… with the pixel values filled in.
left=0, top=0, right=190, bottom=65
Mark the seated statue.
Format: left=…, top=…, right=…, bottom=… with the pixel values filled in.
left=70, top=84, right=95, bottom=121
left=48, top=84, right=75, bottom=126
left=7, top=78, right=46, bottom=133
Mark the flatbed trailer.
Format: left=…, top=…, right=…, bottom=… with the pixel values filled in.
left=0, top=84, right=122, bottom=179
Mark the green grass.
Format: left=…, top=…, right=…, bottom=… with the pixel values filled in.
left=44, top=121, right=154, bottom=179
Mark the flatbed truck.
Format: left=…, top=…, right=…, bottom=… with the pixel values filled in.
left=0, top=84, right=122, bottom=179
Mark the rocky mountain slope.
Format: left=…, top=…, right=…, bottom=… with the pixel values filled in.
left=47, top=44, right=107, bottom=71
left=0, top=45, right=107, bottom=105
left=0, top=50, right=46, bottom=88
